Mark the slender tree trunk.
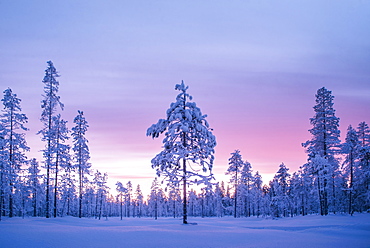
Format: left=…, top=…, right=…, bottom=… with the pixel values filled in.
left=183, top=158, right=187, bottom=224
left=349, top=152, right=354, bottom=215
left=120, top=194, right=123, bottom=220
left=99, top=194, right=103, bottom=220
left=234, top=170, right=238, bottom=218
left=79, top=164, right=82, bottom=218
left=0, top=171, right=3, bottom=221
left=317, top=175, right=324, bottom=216
left=155, top=194, right=158, bottom=220
left=33, top=180, right=37, bottom=217
left=46, top=105, right=52, bottom=219
left=9, top=116, right=14, bottom=218
left=54, top=153, right=59, bottom=218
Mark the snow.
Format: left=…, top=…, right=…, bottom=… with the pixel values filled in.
left=1, top=214, right=369, bottom=248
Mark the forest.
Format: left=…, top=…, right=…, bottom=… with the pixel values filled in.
left=0, top=61, right=369, bottom=222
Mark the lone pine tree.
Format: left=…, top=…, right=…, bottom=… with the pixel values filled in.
left=147, top=81, right=216, bottom=224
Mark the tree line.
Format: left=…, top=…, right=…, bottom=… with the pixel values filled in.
left=0, top=61, right=369, bottom=221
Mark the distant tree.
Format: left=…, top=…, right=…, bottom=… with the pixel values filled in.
left=134, top=184, right=144, bottom=218
left=71, top=110, right=90, bottom=218
left=59, top=164, right=76, bottom=217
left=252, top=171, right=263, bottom=217
left=214, top=183, right=224, bottom=217
left=1, top=88, right=29, bottom=218
left=240, top=160, right=253, bottom=217
left=39, top=61, right=64, bottom=218
left=148, top=178, right=160, bottom=220
left=28, top=158, right=42, bottom=217
left=0, top=124, right=5, bottom=220
left=93, top=170, right=108, bottom=220
left=168, top=183, right=181, bottom=218
left=356, top=122, right=370, bottom=211
left=115, top=181, right=126, bottom=220
left=341, top=125, right=360, bottom=215
left=273, top=163, right=291, bottom=217
left=147, top=81, right=216, bottom=224
left=50, top=114, right=70, bottom=218
left=302, top=87, right=341, bottom=215
left=125, top=181, right=132, bottom=217
left=226, top=150, right=244, bottom=218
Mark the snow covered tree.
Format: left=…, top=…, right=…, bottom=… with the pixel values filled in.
left=356, top=122, right=370, bottom=211
left=27, top=158, right=42, bottom=217
left=116, top=181, right=126, bottom=220
left=341, top=125, right=360, bottom=215
left=168, top=183, right=181, bottom=218
left=273, top=163, right=291, bottom=217
left=59, top=164, right=76, bottom=217
left=226, top=150, right=244, bottom=218
left=252, top=171, right=263, bottom=217
left=302, top=87, right=341, bottom=215
left=71, top=110, right=91, bottom=218
left=147, top=81, right=216, bottom=224
left=93, top=170, right=108, bottom=220
left=50, top=114, right=70, bottom=217
left=148, top=178, right=160, bottom=220
left=39, top=61, right=64, bottom=218
left=134, top=184, right=144, bottom=218
left=1, top=88, right=29, bottom=218
left=125, top=181, right=132, bottom=217
left=240, top=160, right=253, bottom=217
left=0, top=125, right=5, bottom=220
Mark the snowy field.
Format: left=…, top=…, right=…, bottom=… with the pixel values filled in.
left=1, top=214, right=369, bottom=248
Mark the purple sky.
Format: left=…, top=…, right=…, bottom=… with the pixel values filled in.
left=1, top=1, right=370, bottom=195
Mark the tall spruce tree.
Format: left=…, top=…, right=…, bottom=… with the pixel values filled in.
left=1, top=88, right=29, bottom=218
left=302, top=87, right=340, bottom=215
left=341, top=125, right=360, bottom=215
left=39, top=61, right=64, bottom=218
left=71, top=110, right=90, bottom=218
left=147, top=81, right=216, bottom=224
left=226, top=150, right=244, bottom=218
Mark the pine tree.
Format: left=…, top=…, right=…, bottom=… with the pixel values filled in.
left=302, top=87, right=341, bottom=215
left=39, top=61, right=64, bottom=218
left=116, top=181, right=126, bottom=220
left=1, top=88, right=29, bottom=218
left=27, top=158, right=42, bottom=217
left=226, top=150, right=244, bottom=218
left=147, top=81, right=216, bottom=224
left=356, top=122, right=370, bottom=211
left=93, top=170, right=108, bottom=220
left=50, top=114, right=70, bottom=217
left=134, top=184, right=143, bottom=218
left=252, top=171, right=263, bottom=217
left=71, top=110, right=90, bottom=218
left=274, top=163, right=291, bottom=217
left=125, top=181, right=132, bottom=217
left=0, top=124, right=5, bottom=220
left=149, top=178, right=160, bottom=220
left=240, top=160, right=253, bottom=217
left=341, top=125, right=360, bottom=215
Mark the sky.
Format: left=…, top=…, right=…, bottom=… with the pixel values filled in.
left=1, top=1, right=370, bottom=196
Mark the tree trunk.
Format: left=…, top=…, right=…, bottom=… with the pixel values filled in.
left=183, top=158, right=187, bottom=224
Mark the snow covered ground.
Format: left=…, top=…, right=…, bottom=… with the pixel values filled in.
left=1, top=214, right=369, bottom=248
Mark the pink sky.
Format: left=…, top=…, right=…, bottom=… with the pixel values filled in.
left=1, top=1, right=370, bottom=195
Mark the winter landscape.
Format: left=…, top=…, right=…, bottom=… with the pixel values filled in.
left=1, top=214, right=369, bottom=248
left=1, top=1, right=370, bottom=248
